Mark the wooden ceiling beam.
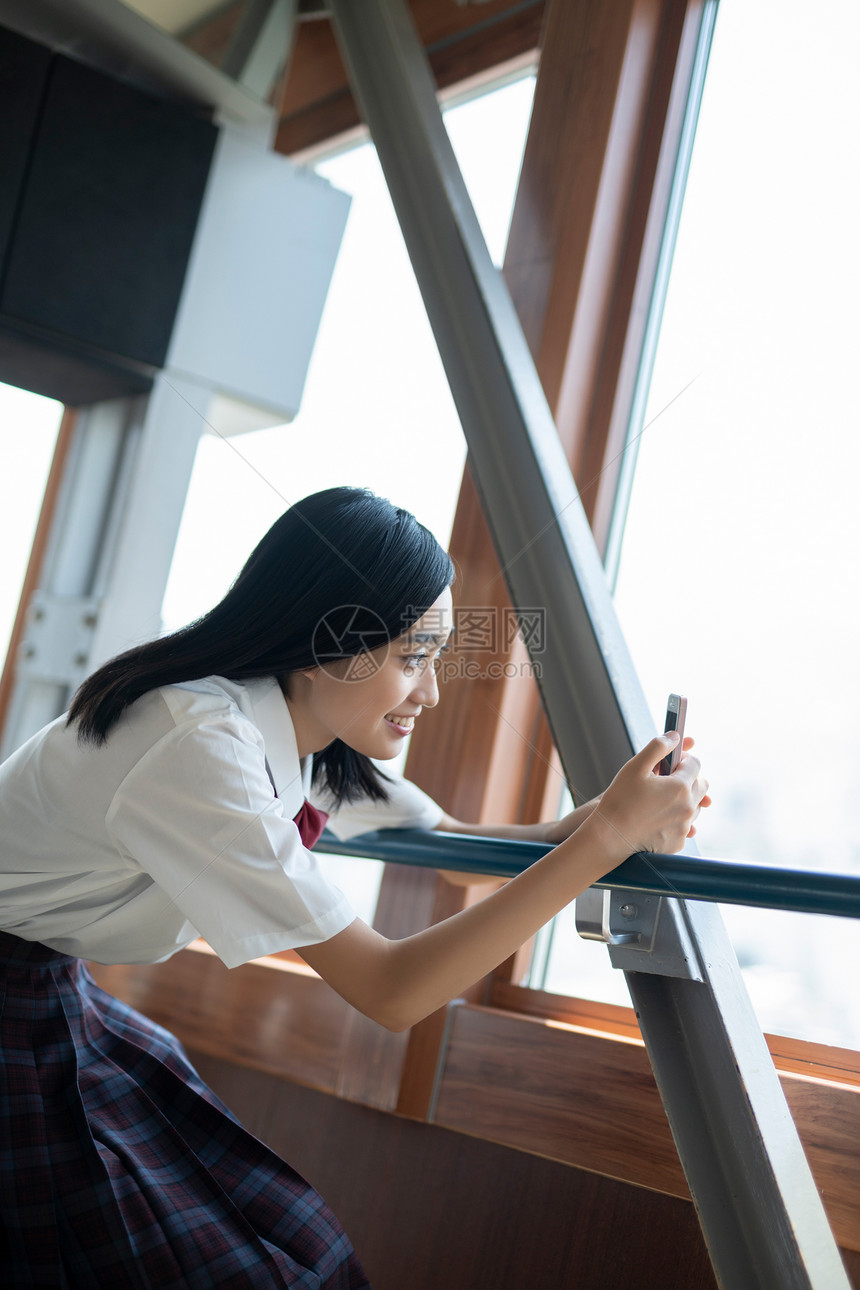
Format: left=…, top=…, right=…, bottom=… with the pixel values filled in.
left=183, top=0, right=546, bottom=157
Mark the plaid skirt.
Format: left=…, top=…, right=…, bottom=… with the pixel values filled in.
left=0, top=930, right=370, bottom=1289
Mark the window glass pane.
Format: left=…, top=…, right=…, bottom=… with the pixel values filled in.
left=162, top=74, right=535, bottom=630
left=0, top=383, right=63, bottom=667
left=162, top=74, right=535, bottom=917
left=541, top=0, right=860, bottom=1047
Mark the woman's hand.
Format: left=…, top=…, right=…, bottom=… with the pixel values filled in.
left=674, top=736, right=712, bottom=836
left=435, top=796, right=605, bottom=883
left=435, top=735, right=709, bottom=864
left=583, top=733, right=710, bottom=867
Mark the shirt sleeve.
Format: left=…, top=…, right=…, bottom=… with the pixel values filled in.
left=105, top=712, right=356, bottom=968
left=311, top=765, right=444, bottom=841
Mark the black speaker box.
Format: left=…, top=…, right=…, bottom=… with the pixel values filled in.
left=0, top=24, right=218, bottom=405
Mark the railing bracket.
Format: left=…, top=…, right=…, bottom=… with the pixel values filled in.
left=575, top=886, right=704, bottom=981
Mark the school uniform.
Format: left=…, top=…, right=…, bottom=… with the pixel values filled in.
left=0, top=675, right=442, bottom=1288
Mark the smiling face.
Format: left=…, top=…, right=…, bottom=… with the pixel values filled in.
left=284, top=587, right=454, bottom=760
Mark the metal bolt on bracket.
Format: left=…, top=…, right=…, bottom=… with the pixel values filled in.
left=17, top=593, right=102, bottom=686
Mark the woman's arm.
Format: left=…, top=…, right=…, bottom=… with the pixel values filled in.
left=434, top=797, right=599, bottom=845
left=298, top=733, right=707, bottom=1031
left=433, top=737, right=705, bottom=883
left=435, top=738, right=703, bottom=844
left=432, top=802, right=599, bottom=886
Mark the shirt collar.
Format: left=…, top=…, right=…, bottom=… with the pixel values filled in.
left=240, top=677, right=312, bottom=816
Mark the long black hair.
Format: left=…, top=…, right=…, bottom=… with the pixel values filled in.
left=67, top=487, right=454, bottom=805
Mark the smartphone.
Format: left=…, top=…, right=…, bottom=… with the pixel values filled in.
left=659, top=693, right=687, bottom=775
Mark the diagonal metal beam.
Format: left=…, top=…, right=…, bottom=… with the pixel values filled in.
left=326, top=2, right=851, bottom=1286
left=328, top=0, right=650, bottom=804
left=221, top=0, right=299, bottom=102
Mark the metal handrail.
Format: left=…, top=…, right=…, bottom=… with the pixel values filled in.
left=316, top=829, right=860, bottom=921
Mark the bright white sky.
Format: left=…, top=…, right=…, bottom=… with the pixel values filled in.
left=1, top=0, right=858, bottom=1042
left=614, top=0, right=860, bottom=872
left=0, top=387, right=62, bottom=654
left=157, top=78, right=534, bottom=631
left=568, top=0, right=860, bottom=1039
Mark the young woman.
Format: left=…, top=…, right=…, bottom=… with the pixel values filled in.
left=0, top=486, right=708, bottom=1288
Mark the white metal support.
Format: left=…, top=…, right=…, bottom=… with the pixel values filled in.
left=1, top=396, right=136, bottom=757
left=325, top=1, right=851, bottom=1285
left=221, top=0, right=300, bottom=103
left=1, top=378, right=202, bottom=758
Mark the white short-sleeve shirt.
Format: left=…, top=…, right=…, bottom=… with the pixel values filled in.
left=0, top=676, right=442, bottom=968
